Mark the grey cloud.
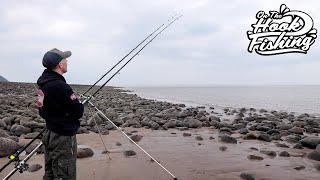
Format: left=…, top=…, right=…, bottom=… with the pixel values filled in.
left=0, top=0, right=320, bottom=86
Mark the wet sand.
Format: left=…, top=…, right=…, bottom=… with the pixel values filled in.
left=1, top=127, right=319, bottom=180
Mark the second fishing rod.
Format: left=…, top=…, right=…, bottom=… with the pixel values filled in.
left=80, top=15, right=182, bottom=180
left=81, top=14, right=182, bottom=100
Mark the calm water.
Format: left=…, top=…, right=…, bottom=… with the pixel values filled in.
left=125, top=86, right=320, bottom=114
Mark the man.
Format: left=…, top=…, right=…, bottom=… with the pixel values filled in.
left=37, top=48, right=84, bottom=180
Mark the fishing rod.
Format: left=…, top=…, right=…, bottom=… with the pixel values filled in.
left=0, top=128, right=45, bottom=175
left=81, top=23, right=165, bottom=96
left=3, top=143, right=43, bottom=180
left=81, top=15, right=182, bottom=180
left=82, top=14, right=183, bottom=103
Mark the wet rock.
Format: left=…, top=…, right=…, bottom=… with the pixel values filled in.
left=7, top=136, right=19, bottom=142
left=240, top=172, right=255, bottom=180
left=22, top=132, right=41, bottom=139
left=130, top=134, right=143, bottom=142
left=243, top=133, right=257, bottom=140
left=219, top=134, right=237, bottom=144
left=77, top=147, right=94, bottom=158
left=271, top=134, right=281, bottom=141
left=233, top=123, right=246, bottom=130
left=219, top=146, right=227, bottom=151
left=293, top=121, right=306, bottom=127
left=20, top=120, right=44, bottom=129
left=2, top=117, right=14, bottom=126
left=279, top=151, right=290, bottom=157
left=28, top=164, right=42, bottom=172
left=155, top=109, right=179, bottom=119
left=124, top=150, right=136, bottom=157
left=0, top=129, right=9, bottom=138
left=116, top=142, right=122, bottom=146
left=183, top=132, right=191, bottom=137
left=239, top=128, right=249, bottom=135
left=267, top=129, right=280, bottom=135
left=256, top=125, right=270, bottom=132
left=186, top=118, right=202, bottom=128
left=140, top=117, right=151, bottom=127
left=280, top=130, right=290, bottom=137
left=0, top=137, right=20, bottom=157
left=149, top=121, right=160, bottom=130
left=277, top=124, right=293, bottom=130
left=87, top=114, right=104, bottom=126
left=77, top=127, right=90, bottom=134
left=10, top=124, right=31, bottom=136
left=250, top=147, right=258, bottom=151
left=260, top=150, right=277, bottom=157
left=219, top=127, right=233, bottom=134
left=122, top=118, right=140, bottom=127
left=195, top=135, right=203, bottom=141
left=289, top=127, right=304, bottom=135
left=275, top=143, right=289, bottom=148
left=307, top=151, right=320, bottom=161
left=210, top=120, right=220, bottom=128
left=285, top=135, right=301, bottom=143
left=294, top=166, right=305, bottom=170
left=300, top=137, right=320, bottom=149
left=257, top=133, right=271, bottom=142
left=209, top=116, right=221, bottom=122
left=163, top=120, right=177, bottom=129
left=247, top=155, right=264, bottom=161
left=113, top=118, right=124, bottom=126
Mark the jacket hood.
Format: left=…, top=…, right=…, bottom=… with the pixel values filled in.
left=37, top=69, right=66, bottom=87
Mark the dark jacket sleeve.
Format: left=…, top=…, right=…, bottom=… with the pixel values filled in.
left=58, top=83, right=84, bottom=120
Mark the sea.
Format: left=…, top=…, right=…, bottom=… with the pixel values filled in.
left=124, top=85, right=320, bottom=115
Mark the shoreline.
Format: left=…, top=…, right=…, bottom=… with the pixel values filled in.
left=123, top=86, right=320, bottom=116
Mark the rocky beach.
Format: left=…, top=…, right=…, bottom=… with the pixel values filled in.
left=0, top=82, right=320, bottom=180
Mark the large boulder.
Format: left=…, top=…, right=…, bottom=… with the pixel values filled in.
left=149, top=121, right=160, bottom=130
left=10, top=124, right=31, bottom=136
left=219, top=134, right=237, bottom=144
left=307, top=151, right=320, bottom=161
left=77, top=147, right=94, bottom=158
left=289, top=127, right=304, bottom=135
left=0, top=137, right=20, bottom=157
left=186, top=118, right=202, bottom=128
left=20, top=120, right=45, bottom=129
left=300, top=137, right=320, bottom=149
left=163, top=120, right=177, bottom=129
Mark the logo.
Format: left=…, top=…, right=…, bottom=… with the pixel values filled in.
left=247, top=4, right=317, bottom=55
left=70, top=92, right=79, bottom=101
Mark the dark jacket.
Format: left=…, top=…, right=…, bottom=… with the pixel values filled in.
left=37, top=69, right=84, bottom=136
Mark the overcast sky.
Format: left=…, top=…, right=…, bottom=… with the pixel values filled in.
left=0, top=0, right=319, bottom=86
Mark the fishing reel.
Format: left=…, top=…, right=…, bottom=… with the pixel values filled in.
left=80, top=94, right=94, bottom=105
left=14, top=160, right=29, bottom=173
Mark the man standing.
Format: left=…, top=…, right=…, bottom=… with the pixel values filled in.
left=37, top=48, right=84, bottom=180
